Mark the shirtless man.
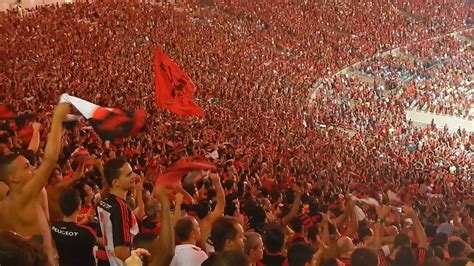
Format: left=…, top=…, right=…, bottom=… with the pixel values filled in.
left=0, top=103, right=70, bottom=266
left=197, top=173, right=225, bottom=253
left=0, top=121, right=51, bottom=223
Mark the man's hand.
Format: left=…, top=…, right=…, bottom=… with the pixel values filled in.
left=52, top=103, right=71, bottom=122
left=154, top=185, right=170, bottom=204
left=345, top=198, right=355, bottom=210
left=73, top=163, right=85, bottom=180
left=209, top=172, right=220, bottom=183
left=134, top=174, right=143, bottom=187
left=125, top=248, right=151, bottom=266
left=322, top=211, right=331, bottom=223
left=175, top=192, right=184, bottom=205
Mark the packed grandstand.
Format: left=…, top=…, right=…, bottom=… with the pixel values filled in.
left=0, top=0, right=473, bottom=266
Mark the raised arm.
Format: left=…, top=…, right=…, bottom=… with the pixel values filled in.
left=151, top=186, right=174, bottom=266
left=333, top=210, right=349, bottom=229
left=134, top=175, right=145, bottom=220
left=333, top=199, right=350, bottom=229
left=373, top=205, right=391, bottom=250
left=281, top=185, right=302, bottom=226
left=452, top=205, right=462, bottom=229
left=23, top=103, right=69, bottom=198
left=321, top=212, right=331, bottom=246
left=207, top=173, right=225, bottom=222
left=373, top=205, right=392, bottom=266
left=402, top=205, right=428, bottom=249
left=313, top=240, right=330, bottom=266
left=342, top=200, right=359, bottom=237
left=175, top=186, right=194, bottom=205
left=94, top=159, right=110, bottom=198
left=173, top=192, right=184, bottom=225
left=27, top=122, right=41, bottom=153
left=57, top=162, right=84, bottom=191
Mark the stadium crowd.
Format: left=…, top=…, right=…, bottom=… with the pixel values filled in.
left=0, top=0, right=473, bottom=266
left=355, top=34, right=473, bottom=119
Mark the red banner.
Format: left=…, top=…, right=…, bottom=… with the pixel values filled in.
left=154, top=48, right=205, bottom=117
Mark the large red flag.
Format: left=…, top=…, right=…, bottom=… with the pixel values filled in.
left=154, top=48, right=205, bottom=117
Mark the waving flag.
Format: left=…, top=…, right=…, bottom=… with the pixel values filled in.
left=154, top=48, right=205, bottom=117
left=60, top=94, right=146, bottom=141
left=154, top=157, right=215, bottom=186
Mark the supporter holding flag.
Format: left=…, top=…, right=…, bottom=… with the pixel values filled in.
left=0, top=102, right=70, bottom=266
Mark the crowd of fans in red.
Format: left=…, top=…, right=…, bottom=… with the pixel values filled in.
left=356, top=34, right=473, bottom=119
left=0, top=0, right=473, bottom=266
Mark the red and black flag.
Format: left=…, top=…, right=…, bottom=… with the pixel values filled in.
left=60, top=94, right=146, bottom=141
left=154, top=48, right=205, bottom=117
left=0, top=104, right=17, bottom=120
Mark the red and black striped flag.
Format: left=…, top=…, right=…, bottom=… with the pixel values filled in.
left=60, top=94, right=146, bottom=141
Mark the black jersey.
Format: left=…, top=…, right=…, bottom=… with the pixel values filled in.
left=51, top=221, right=96, bottom=266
